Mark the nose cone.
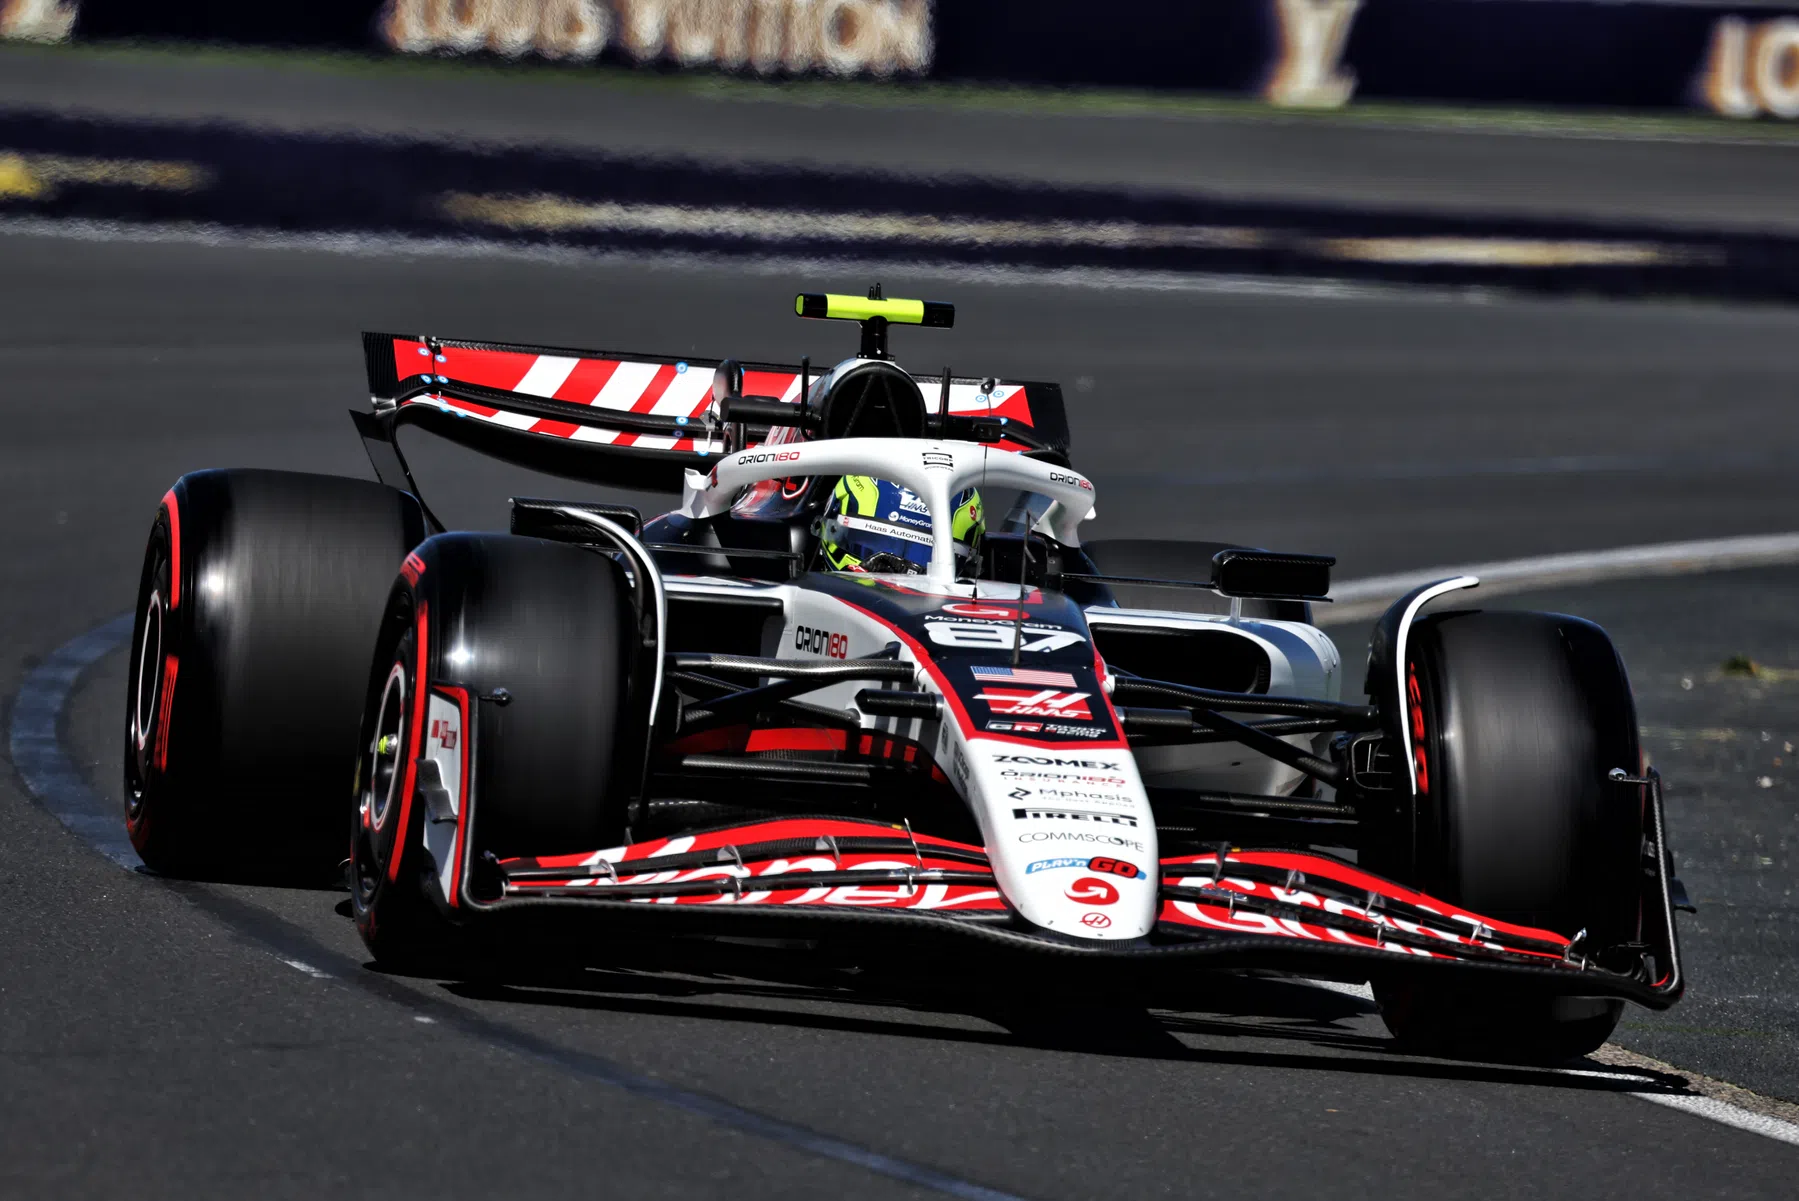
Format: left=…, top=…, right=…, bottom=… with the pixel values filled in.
left=967, top=739, right=1160, bottom=940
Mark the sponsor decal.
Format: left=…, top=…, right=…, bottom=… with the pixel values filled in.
left=942, top=602, right=1026, bottom=620
left=838, top=513, right=934, bottom=546
left=925, top=621, right=1085, bottom=652
left=400, top=552, right=427, bottom=586
left=793, top=624, right=848, bottom=659
left=1046, top=470, right=1093, bottom=491
left=1080, top=913, right=1113, bottom=929
left=1043, top=722, right=1104, bottom=739
left=995, top=755, right=1120, bottom=770
left=896, top=487, right=930, bottom=515
left=986, top=721, right=1043, bottom=734
left=1026, top=857, right=1089, bottom=874
left=1088, top=856, right=1144, bottom=880
left=1065, top=877, right=1119, bottom=905
left=922, top=450, right=953, bottom=470
left=1001, top=780, right=1133, bottom=809
left=380, top=0, right=931, bottom=78
left=1035, top=787, right=1132, bottom=807
left=1012, top=807, right=1138, bottom=828
left=977, top=687, right=1090, bottom=720
left=429, top=716, right=460, bottom=750
left=1019, top=830, right=1144, bottom=851
left=735, top=449, right=802, bottom=466
left=971, top=664, right=1077, bottom=688
left=999, top=767, right=1127, bottom=787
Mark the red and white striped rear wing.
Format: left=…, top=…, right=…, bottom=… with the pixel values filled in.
left=361, top=332, right=1071, bottom=492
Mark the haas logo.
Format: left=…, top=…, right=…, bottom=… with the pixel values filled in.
left=1065, top=877, right=1119, bottom=905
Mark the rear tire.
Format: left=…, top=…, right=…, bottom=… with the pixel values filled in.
left=123, top=470, right=425, bottom=879
left=350, top=533, right=635, bottom=967
left=1367, top=609, right=1642, bottom=1063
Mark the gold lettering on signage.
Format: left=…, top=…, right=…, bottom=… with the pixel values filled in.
left=0, top=0, right=77, bottom=42
left=1705, top=17, right=1758, bottom=117
left=382, top=0, right=611, bottom=60
left=1702, top=16, right=1799, bottom=119
left=1755, top=19, right=1799, bottom=118
left=384, top=0, right=926, bottom=74
left=1265, top=0, right=1362, bottom=109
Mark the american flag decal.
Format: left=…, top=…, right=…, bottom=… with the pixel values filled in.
left=970, top=665, right=1078, bottom=688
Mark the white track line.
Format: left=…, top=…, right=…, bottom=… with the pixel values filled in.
left=1320, top=531, right=1799, bottom=625
left=1632, top=1092, right=1799, bottom=1146
left=1294, top=980, right=1799, bottom=1148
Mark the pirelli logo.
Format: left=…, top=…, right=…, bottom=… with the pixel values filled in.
left=1012, top=807, right=1138, bottom=828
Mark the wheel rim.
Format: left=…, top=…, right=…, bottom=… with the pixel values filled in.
left=354, top=612, right=415, bottom=911
left=125, top=520, right=171, bottom=828
left=367, top=661, right=408, bottom=833
left=132, top=590, right=163, bottom=760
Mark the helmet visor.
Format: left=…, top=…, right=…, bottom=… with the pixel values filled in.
left=833, top=514, right=935, bottom=573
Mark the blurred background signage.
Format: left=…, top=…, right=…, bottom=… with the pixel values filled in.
left=12, top=0, right=1799, bottom=117
left=0, top=0, right=76, bottom=41
left=380, top=0, right=932, bottom=74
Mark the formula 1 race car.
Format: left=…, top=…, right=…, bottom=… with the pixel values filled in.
left=123, top=289, right=1689, bottom=1061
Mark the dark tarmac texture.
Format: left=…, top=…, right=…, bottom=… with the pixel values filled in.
left=3, top=231, right=1798, bottom=1197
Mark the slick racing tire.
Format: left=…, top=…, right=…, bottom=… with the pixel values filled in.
left=350, top=533, right=635, bottom=967
left=124, top=470, right=426, bottom=879
left=1367, top=609, right=1643, bottom=1063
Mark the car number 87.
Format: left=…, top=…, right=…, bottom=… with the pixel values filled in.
left=925, top=622, right=1086, bottom=653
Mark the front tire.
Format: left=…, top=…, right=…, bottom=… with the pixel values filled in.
left=350, top=533, right=636, bottom=967
left=1367, top=609, right=1643, bottom=1062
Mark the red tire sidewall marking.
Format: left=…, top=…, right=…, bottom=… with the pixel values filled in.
left=387, top=600, right=429, bottom=883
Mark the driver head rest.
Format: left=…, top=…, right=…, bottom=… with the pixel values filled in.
left=809, top=359, right=926, bottom=441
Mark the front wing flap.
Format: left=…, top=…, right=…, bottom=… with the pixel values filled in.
left=476, top=814, right=1682, bottom=1009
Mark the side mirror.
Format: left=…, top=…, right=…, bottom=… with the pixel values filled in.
left=1211, top=549, right=1334, bottom=600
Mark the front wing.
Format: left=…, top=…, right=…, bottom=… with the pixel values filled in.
left=478, top=805, right=1685, bottom=1009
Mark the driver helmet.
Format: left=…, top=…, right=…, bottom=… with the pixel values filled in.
left=820, top=475, right=983, bottom=576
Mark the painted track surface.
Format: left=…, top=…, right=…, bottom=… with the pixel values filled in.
left=5, top=230, right=1799, bottom=1197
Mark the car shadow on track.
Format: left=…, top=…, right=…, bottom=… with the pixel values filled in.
left=423, top=948, right=1688, bottom=1098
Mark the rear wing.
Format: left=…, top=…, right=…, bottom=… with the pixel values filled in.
left=360, top=331, right=1072, bottom=493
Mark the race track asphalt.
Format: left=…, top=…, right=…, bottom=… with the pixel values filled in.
left=5, top=229, right=1799, bottom=1199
